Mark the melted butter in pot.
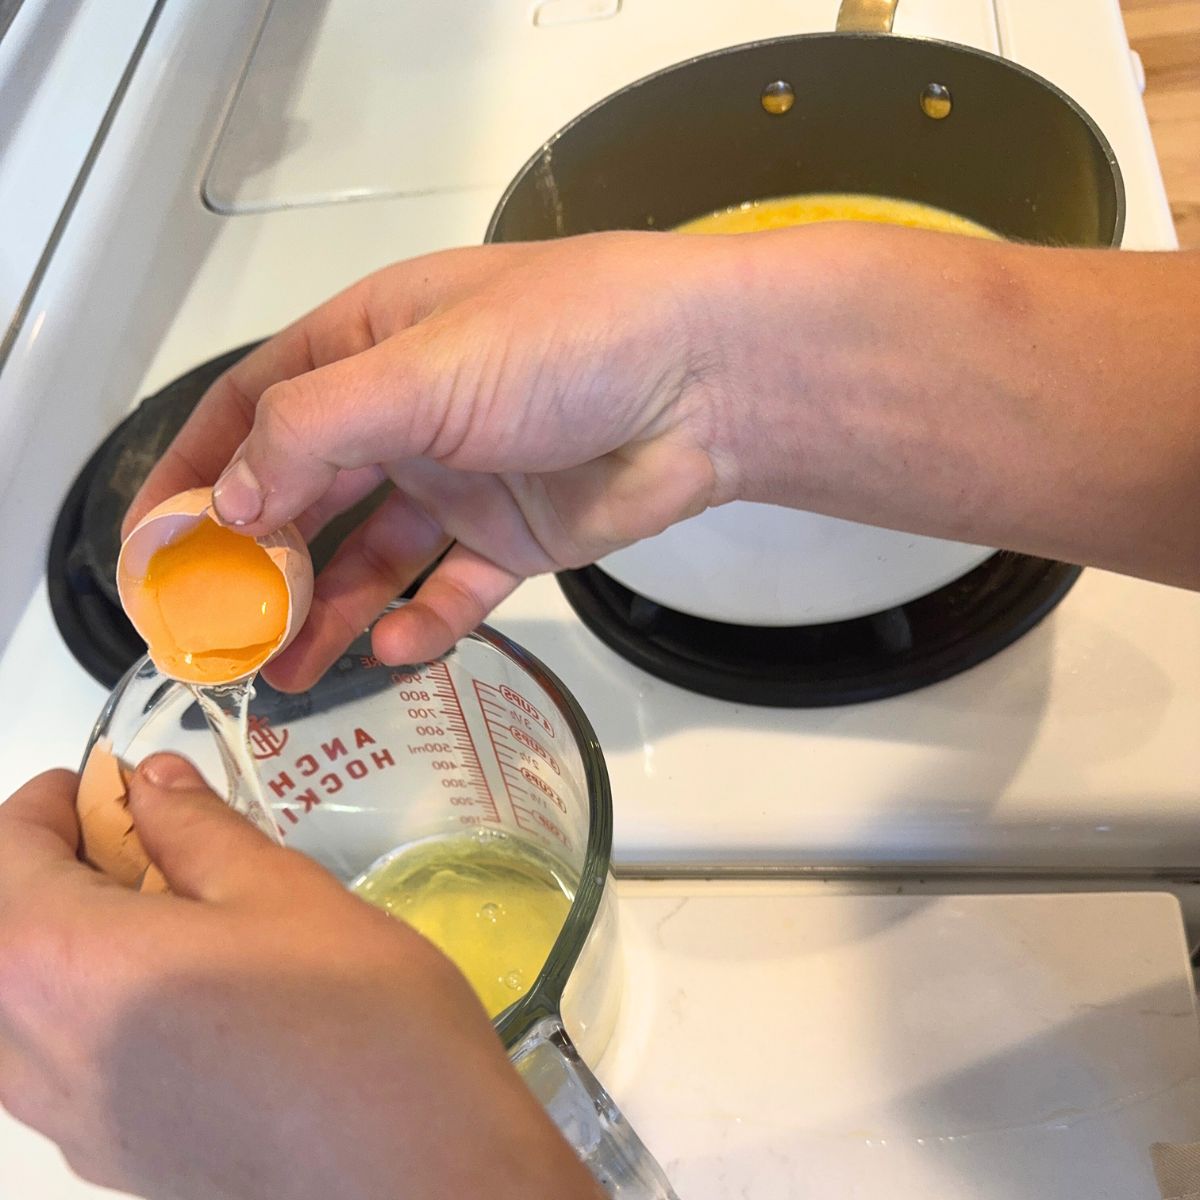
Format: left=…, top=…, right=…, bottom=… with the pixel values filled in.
left=675, top=191, right=1000, bottom=239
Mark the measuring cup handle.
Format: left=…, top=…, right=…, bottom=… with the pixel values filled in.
left=510, top=1015, right=680, bottom=1199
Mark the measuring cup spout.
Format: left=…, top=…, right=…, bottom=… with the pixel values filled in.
left=511, top=1015, right=680, bottom=1199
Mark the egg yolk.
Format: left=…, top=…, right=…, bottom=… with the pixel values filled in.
left=138, top=518, right=290, bottom=683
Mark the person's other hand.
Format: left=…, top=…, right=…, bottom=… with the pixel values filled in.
left=0, top=759, right=600, bottom=1200
left=125, top=234, right=738, bottom=690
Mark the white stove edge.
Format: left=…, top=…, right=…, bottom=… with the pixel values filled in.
left=0, top=0, right=160, bottom=343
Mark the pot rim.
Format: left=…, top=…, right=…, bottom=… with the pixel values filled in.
left=485, top=29, right=1126, bottom=249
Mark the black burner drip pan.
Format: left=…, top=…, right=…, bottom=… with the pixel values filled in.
left=557, top=554, right=1081, bottom=707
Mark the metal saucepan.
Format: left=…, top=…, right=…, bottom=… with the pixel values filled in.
left=486, top=0, right=1124, bottom=627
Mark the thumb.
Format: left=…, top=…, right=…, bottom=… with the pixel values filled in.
left=210, top=337, right=437, bottom=535
left=126, top=754, right=281, bottom=903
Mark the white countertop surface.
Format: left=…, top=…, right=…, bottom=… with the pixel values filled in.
left=594, top=885, right=1200, bottom=1198
left=5, top=885, right=1198, bottom=1199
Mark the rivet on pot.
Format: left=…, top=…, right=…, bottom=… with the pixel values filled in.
left=920, top=82, right=952, bottom=119
left=761, top=80, right=795, bottom=115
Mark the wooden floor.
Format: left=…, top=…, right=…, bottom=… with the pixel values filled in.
left=1121, top=0, right=1200, bottom=247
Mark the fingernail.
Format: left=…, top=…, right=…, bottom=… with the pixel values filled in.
left=139, top=754, right=205, bottom=792
left=213, top=457, right=263, bottom=526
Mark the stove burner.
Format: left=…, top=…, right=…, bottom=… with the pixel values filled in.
left=48, top=342, right=393, bottom=688
left=557, top=554, right=1082, bottom=706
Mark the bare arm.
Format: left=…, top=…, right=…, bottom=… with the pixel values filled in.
left=708, top=226, right=1200, bottom=588
left=126, top=229, right=1200, bottom=684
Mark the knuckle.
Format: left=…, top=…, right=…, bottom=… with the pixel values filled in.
left=275, top=845, right=341, bottom=891
left=255, top=379, right=313, bottom=458
left=0, top=914, right=75, bottom=1027
left=0, top=898, right=129, bottom=1040
left=59, top=1142, right=124, bottom=1193
left=0, top=1043, right=81, bottom=1141
left=0, top=1074, right=44, bottom=1131
left=212, top=365, right=258, bottom=425
left=0, top=903, right=53, bottom=983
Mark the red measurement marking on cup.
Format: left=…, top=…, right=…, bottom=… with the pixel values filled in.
left=473, top=680, right=571, bottom=850
left=498, top=684, right=555, bottom=739
left=396, top=661, right=500, bottom=825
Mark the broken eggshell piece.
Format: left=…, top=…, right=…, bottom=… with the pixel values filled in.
left=116, top=486, right=313, bottom=686
left=76, top=737, right=169, bottom=893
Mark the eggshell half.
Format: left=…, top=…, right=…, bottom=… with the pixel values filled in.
left=116, top=486, right=313, bottom=685
left=76, top=738, right=167, bottom=892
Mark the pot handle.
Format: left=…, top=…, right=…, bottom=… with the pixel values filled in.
left=836, top=0, right=897, bottom=32
left=511, top=1014, right=680, bottom=1198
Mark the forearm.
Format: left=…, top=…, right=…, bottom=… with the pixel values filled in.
left=705, top=226, right=1200, bottom=588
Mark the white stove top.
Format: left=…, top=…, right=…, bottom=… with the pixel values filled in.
left=203, top=0, right=1005, bottom=212
left=0, top=0, right=1191, bottom=879
left=0, top=1, right=1197, bottom=1196
left=598, top=886, right=1200, bottom=1199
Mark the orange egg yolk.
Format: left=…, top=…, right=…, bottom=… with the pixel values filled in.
left=139, top=518, right=290, bottom=683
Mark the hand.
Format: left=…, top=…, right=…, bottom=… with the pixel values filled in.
left=128, top=224, right=1200, bottom=691
left=126, top=234, right=739, bottom=691
left=0, top=759, right=600, bottom=1200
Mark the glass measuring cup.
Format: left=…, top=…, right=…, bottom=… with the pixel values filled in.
left=84, top=617, right=678, bottom=1198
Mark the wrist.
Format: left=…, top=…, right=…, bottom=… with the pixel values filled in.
left=682, top=222, right=878, bottom=509
left=695, top=222, right=1025, bottom=524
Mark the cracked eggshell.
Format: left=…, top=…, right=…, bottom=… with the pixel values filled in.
left=76, top=738, right=169, bottom=893
left=116, top=486, right=313, bottom=685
